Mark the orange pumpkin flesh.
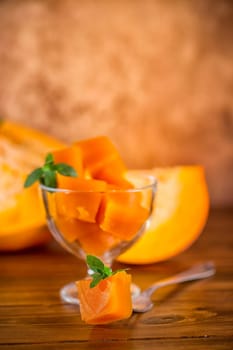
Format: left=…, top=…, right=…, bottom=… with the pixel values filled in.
left=57, top=175, right=107, bottom=191
left=74, top=136, right=121, bottom=175
left=94, top=155, right=133, bottom=189
left=0, top=226, right=50, bottom=251
left=118, top=166, right=209, bottom=264
left=56, top=216, right=119, bottom=255
left=52, top=146, right=84, bottom=178
left=56, top=176, right=107, bottom=223
left=74, top=136, right=131, bottom=188
left=0, top=120, right=64, bottom=251
left=77, top=271, right=132, bottom=324
left=97, top=193, right=149, bottom=241
left=78, top=228, right=119, bottom=256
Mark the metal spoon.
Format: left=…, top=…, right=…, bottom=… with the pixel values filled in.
left=132, top=261, right=216, bottom=313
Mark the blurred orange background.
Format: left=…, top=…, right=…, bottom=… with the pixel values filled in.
left=0, top=0, right=232, bottom=207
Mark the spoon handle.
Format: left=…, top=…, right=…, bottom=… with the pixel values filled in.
left=143, top=261, right=216, bottom=297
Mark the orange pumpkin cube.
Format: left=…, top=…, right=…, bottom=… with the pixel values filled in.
left=97, top=193, right=149, bottom=241
left=74, top=136, right=126, bottom=177
left=78, top=227, right=119, bottom=256
left=94, top=156, right=133, bottom=189
left=56, top=177, right=107, bottom=223
left=56, top=217, right=119, bottom=255
left=55, top=216, right=83, bottom=242
left=74, top=136, right=134, bottom=188
left=57, top=175, right=106, bottom=191
left=52, top=146, right=84, bottom=178
left=77, top=271, right=132, bottom=324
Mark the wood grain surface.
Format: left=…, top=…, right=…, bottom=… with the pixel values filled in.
left=0, top=208, right=233, bottom=349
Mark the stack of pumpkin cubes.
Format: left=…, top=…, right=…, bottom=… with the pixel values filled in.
left=52, top=136, right=149, bottom=256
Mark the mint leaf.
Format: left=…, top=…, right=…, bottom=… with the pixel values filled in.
left=55, top=163, right=77, bottom=177
left=45, top=153, right=54, bottom=165
left=86, top=255, right=127, bottom=288
left=87, top=255, right=104, bottom=274
left=24, top=152, right=78, bottom=189
left=90, top=273, right=104, bottom=288
left=24, top=168, right=43, bottom=188
left=43, top=171, right=57, bottom=188
left=103, top=265, right=112, bottom=276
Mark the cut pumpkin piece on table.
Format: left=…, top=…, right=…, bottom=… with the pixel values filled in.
left=56, top=217, right=119, bottom=255
left=97, top=192, right=149, bottom=241
left=52, top=146, right=84, bottom=178
left=77, top=270, right=132, bottom=324
left=56, top=176, right=107, bottom=222
left=118, top=166, right=210, bottom=264
left=17, top=184, right=46, bottom=223
left=0, top=183, right=50, bottom=251
left=0, top=119, right=64, bottom=251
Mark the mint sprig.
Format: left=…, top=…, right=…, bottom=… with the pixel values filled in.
left=86, top=255, right=126, bottom=288
left=24, top=153, right=77, bottom=188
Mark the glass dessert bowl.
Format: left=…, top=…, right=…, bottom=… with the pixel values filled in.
left=40, top=172, right=157, bottom=304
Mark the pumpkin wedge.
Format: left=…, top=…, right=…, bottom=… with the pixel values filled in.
left=77, top=271, right=132, bottom=324
left=0, top=119, right=64, bottom=251
left=118, top=166, right=209, bottom=264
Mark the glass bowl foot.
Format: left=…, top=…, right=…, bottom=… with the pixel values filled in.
left=60, top=281, right=141, bottom=305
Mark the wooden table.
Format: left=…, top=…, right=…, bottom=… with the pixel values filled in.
left=0, top=208, right=232, bottom=349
